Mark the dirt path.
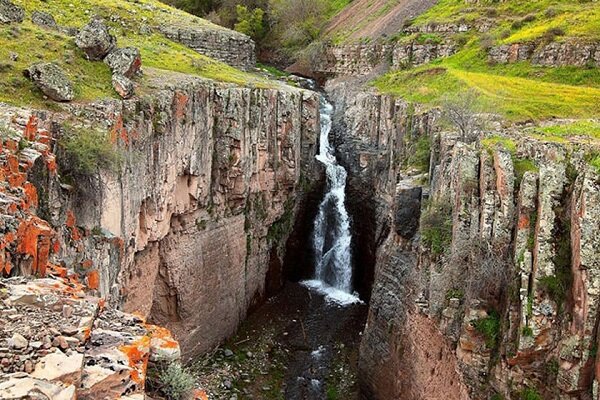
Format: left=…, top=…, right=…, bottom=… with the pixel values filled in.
left=325, top=0, right=438, bottom=41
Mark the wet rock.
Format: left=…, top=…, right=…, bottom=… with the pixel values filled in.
left=112, top=74, right=135, bottom=99
left=104, top=47, right=142, bottom=78
left=31, top=11, right=57, bottom=29
left=24, top=62, right=75, bottom=102
left=0, top=0, right=24, bottom=24
left=75, top=17, right=116, bottom=60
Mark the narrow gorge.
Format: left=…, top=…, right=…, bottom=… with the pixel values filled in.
left=2, top=0, right=600, bottom=400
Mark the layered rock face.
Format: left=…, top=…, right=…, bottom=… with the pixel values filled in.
left=489, top=41, right=600, bottom=67
left=0, top=73, right=319, bottom=360
left=332, top=86, right=600, bottom=399
left=311, top=42, right=457, bottom=77
left=160, top=24, right=256, bottom=70
left=72, top=76, right=318, bottom=358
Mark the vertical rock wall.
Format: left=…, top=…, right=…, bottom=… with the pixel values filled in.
left=332, top=85, right=600, bottom=399
left=2, top=75, right=320, bottom=358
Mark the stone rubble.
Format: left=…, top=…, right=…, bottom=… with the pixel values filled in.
left=75, top=17, right=117, bottom=61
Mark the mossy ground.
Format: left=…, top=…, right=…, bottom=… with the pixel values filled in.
left=0, top=0, right=276, bottom=108
left=372, top=0, right=600, bottom=122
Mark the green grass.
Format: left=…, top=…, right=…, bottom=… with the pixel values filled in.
left=413, top=0, right=600, bottom=43
left=532, top=121, right=600, bottom=141
left=481, top=135, right=517, bottom=154
left=374, top=64, right=600, bottom=121
left=0, top=0, right=277, bottom=107
left=371, top=0, right=600, bottom=122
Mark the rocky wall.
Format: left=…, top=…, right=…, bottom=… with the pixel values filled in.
left=334, top=86, right=600, bottom=399
left=0, top=72, right=320, bottom=359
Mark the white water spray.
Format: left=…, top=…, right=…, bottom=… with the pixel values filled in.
left=302, top=97, right=360, bottom=306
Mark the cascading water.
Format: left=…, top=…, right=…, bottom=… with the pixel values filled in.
left=302, top=97, right=361, bottom=305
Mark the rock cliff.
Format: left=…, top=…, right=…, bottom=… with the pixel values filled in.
left=329, top=82, right=600, bottom=399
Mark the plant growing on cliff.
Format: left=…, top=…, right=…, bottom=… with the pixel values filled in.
left=420, top=199, right=453, bottom=256
left=519, top=387, right=542, bottom=400
left=472, top=310, right=501, bottom=349
left=466, top=241, right=513, bottom=305
left=59, top=125, right=123, bottom=176
left=149, top=362, right=196, bottom=400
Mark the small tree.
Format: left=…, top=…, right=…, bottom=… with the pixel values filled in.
left=234, top=5, right=266, bottom=41
left=441, top=89, right=484, bottom=143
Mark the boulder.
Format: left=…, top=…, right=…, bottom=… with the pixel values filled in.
left=112, top=74, right=135, bottom=99
left=0, top=376, right=76, bottom=400
left=75, top=17, right=116, bottom=61
left=105, top=47, right=142, bottom=78
left=31, top=351, right=84, bottom=385
left=31, top=11, right=57, bottom=29
left=24, top=63, right=75, bottom=102
left=0, top=0, right=24, bottom=24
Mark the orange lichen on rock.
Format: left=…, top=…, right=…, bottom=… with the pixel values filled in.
left=194, top=389, right=209, bottom=400
left=146, top=325, right=179, bottom=349
left=23, top=182, right=38, bottom=209
left=87, top=270, right=100, bottom=290
left=119, top=335, right=151, bottom=386
left=15, top=217, right=55, bottom=277
left=23, top=116, right=38, bottom=141
left=65, top=210, right=82, bottom=241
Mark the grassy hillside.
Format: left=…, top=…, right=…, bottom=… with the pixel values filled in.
left=372, top=0, right=600, bottom=122
left=0, top=0, right=272, bottom=108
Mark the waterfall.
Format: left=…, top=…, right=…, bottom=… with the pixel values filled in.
left=302, top=97, right=360, bottom=305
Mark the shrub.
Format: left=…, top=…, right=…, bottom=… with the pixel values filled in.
left=153, top=363, right=195, bottom=400
left=234, top=5, right=266, bottom=41
left=420, top=200, right=452, bottom=256
left=466, top=241, right=512, bottom=304
left=520, top=387, right=542, bottom=400
left=59, top=125, right=122, bottom=176
left=472, top=310, right=501, bottom=349
left=407, top=135, right=431, bottom=173
left=521, top=326, right=533, bottom=337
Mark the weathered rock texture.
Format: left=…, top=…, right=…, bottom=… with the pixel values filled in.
left=330, top=83, right=600, bottom=399
left=0, top=276, right=181, bottom=399
left=0, top=70, right=319, bottom=359
left=159, top=24, right=256, bottom=70
left=489, top=41, right=600, bottom=67
left=311, top=41, right=457, bottom=77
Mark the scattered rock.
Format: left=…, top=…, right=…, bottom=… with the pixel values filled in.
left=75, top=17, right=116, bottom=60
left=112, top=74, right=135, bottom=99
left=31, top=351, right=84, bottom=385
left=104, top=47, right=142, bottom=78
left=224, top=349, right=234, bottom=358
left=24, top=63, right=75, bottom=102
left=31, top=11, right=57, bottom=29
left=8, top=52, right=17, bottom=61
left=9, top=333, right=27, bottom=349
left=0, top=0, right=24, bottom=24
left=0, top=376, right=77, bottom=400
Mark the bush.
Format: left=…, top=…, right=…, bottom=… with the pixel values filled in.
left=472, top=310, right=500, bottom=349
left=234, top=5, right=266, bottom=41
left=153, top=363, right=195, bottom=400
left=59, top=125, right=122, bottom=176
left=407, top=135, right=431, bottom=173
left=466, top=241, right=512, bottom=304
left=520, top=387, right=542, bottom=400
left=521, top=326, right=533, bottom=337
left=420, top=200, right=452, bottom=256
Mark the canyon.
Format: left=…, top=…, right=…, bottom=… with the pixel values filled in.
left=2, top=0, right=600, bottom=399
